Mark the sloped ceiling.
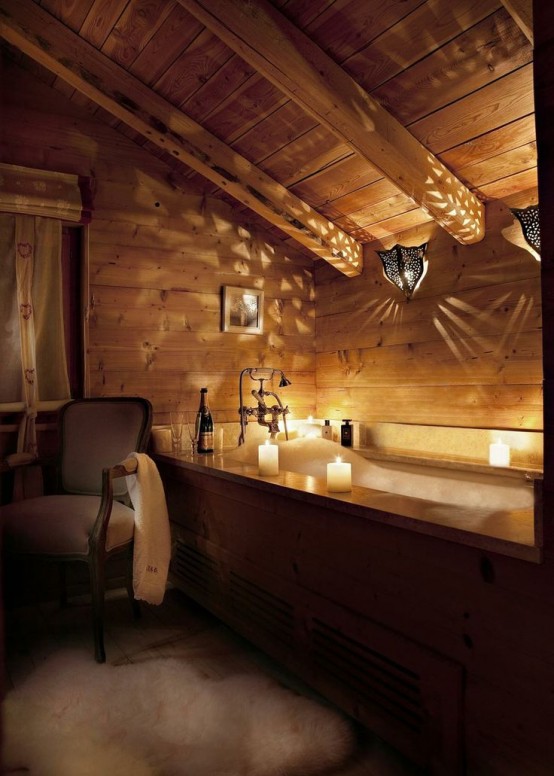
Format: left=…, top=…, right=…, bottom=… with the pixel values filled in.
left=0, top=0, right=536, bottom=276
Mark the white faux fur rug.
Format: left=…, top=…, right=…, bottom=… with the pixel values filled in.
left=2, top=650, right=355, bottom=776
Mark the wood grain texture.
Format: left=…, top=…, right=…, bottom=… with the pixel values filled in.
left=0, top=0, right=362, bottom=274
left=180, top=0, right=485, bottom=245
left=158, top=457, right=553, bottom=773
left=1, top=57, right=316, bottom=422
left=2, top=0, right=538, bottom=246
left=315, top=196, right=542, bottom=430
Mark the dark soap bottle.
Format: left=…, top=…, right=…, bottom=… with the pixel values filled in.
left=197, top=387, right=214, bottom=453
left=341, top=419, right=352, bottom=447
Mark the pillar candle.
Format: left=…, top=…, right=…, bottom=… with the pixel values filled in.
left=327, top=456, right=352, bottom=492
left=298, top=416, right=322, bottom=438
left=258, top=441, right=279, bottom=476
left=489, top=439, right=510, bottom=467
left=299, top=423, right=322, bottom=438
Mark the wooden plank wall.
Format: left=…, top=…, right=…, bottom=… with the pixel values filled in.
left=315, top=198, right=543, bottom=431
left=0, top=57, right=316, bottom=426
left=0, top=54, right=544, bottom=441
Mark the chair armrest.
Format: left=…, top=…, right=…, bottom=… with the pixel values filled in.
left=108, top=457, right=138, bottom=479
left=91, top=457, right=139, bottom=548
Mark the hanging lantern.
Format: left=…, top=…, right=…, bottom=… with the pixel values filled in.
left=510, top=205, right=540, bottom=259
left=377, top=243, right=428, bottom=300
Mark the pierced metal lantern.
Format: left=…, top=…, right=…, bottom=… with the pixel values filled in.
left=377, top=243, right=428, bottom=300
left=511, top=205, right=541, bottom=258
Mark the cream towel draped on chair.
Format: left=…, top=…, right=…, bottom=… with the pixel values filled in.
left=126, top=452, right=171, bottom=605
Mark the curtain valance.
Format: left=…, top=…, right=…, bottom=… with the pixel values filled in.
left=0, top=163, right=93, bottom=223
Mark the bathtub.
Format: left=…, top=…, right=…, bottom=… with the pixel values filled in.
left=227, top=436, right=535, bottom=511
left=157, top=435, right=541, bottom=775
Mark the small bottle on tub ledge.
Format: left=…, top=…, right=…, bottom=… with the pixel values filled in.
left=321, top=420, right=333, bottom=440
left=341, top=419, right=352, bottom=447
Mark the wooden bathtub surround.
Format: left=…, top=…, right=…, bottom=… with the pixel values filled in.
left=157, top=449, right=541, bottom=563
left=157, top=450, right=550, bottom=773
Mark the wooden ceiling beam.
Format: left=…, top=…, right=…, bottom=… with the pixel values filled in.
left=178, top=0, right=485, bottom=246
left=500, top=0, right=533, bottom=45
left=0, top=0, right=362, bottom=276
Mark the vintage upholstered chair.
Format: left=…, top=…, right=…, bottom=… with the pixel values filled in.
left=1, top=397, right=153, bottom=662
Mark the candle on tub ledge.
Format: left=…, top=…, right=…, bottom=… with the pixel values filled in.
left=258, top=440, right=279, bottom=476
left=298, top=415, right=322, bottom=438
left=489, top=439, right=511, bottom=467
left=327, top=456, right=352, bottom=492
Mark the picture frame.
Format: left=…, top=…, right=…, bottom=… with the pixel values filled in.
left=221, top=286, right=264, bottom=334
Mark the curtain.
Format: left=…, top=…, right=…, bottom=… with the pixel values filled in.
left=0, top=217, right=21, bottom=403
left=0, top=213, right=71, bottom=458
left=0, top=163, right=93, bottom=223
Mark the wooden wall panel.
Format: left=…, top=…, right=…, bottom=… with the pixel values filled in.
left=1, top=57, right=316, bottom=425
left=315, top=197, right=542, bottom=431
left=1, top=53, right=543, bottom=436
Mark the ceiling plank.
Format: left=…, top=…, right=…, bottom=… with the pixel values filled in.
left=178, top=0, right=485, bottom=246
left=0, top=0, right=362, bottom=276
left=499, top=0, right=533, bottom=45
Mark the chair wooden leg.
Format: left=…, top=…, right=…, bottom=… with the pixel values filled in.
left=90, top=558, right=106, bottom=663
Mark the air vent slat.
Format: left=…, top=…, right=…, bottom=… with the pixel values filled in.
left=314, top=641, right=422, bottom=717
left=174, top=543, right=217, bottom=571
left=230, top=573, right=292, bottom=616
left=173, top=542, right=218, bottom=593
left=314, top=619, right=419, bottom=681
left=229, top=572, right=294, bottom=646
left=314, top=651, right=423, bottom=731
left=314, top=631, right=421, bottom=705
left=312, top=620, right=425, bottom=733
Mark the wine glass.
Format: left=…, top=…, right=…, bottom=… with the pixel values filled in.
left=211, top=410, right=225, bottom=453
left=170, top=410, right=184, bottom=453
left=185, top=410, right=199, bottom=455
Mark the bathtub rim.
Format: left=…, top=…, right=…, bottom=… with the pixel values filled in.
left=155, top=450, right=542, bottom=564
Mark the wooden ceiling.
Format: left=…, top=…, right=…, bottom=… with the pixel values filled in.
left=0, top=0, right=536, bottom=276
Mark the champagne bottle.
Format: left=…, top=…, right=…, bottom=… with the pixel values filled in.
left=197, top=387, right=214, bottom=453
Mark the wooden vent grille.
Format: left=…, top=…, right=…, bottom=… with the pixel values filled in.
left=172, top=540, right=219, bottom=597
left=229, top=572, right=295, bottom=647
left=312, top=619, right=424, bottom=734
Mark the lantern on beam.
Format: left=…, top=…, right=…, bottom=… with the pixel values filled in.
left=510, top=205, right=540, bottom=260
left=377, top=243, right=428, bottom=300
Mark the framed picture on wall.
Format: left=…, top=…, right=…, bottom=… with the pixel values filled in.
left=221, top=286, right=264, bottom=334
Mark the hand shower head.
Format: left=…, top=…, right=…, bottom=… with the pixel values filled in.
left=249, top=368, right=274, bottom=381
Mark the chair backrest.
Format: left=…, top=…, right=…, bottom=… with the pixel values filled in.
left=58, top=397, right=152, bottom=496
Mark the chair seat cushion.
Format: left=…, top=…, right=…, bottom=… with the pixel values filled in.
left=1, top=495, right=135, bottom=556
